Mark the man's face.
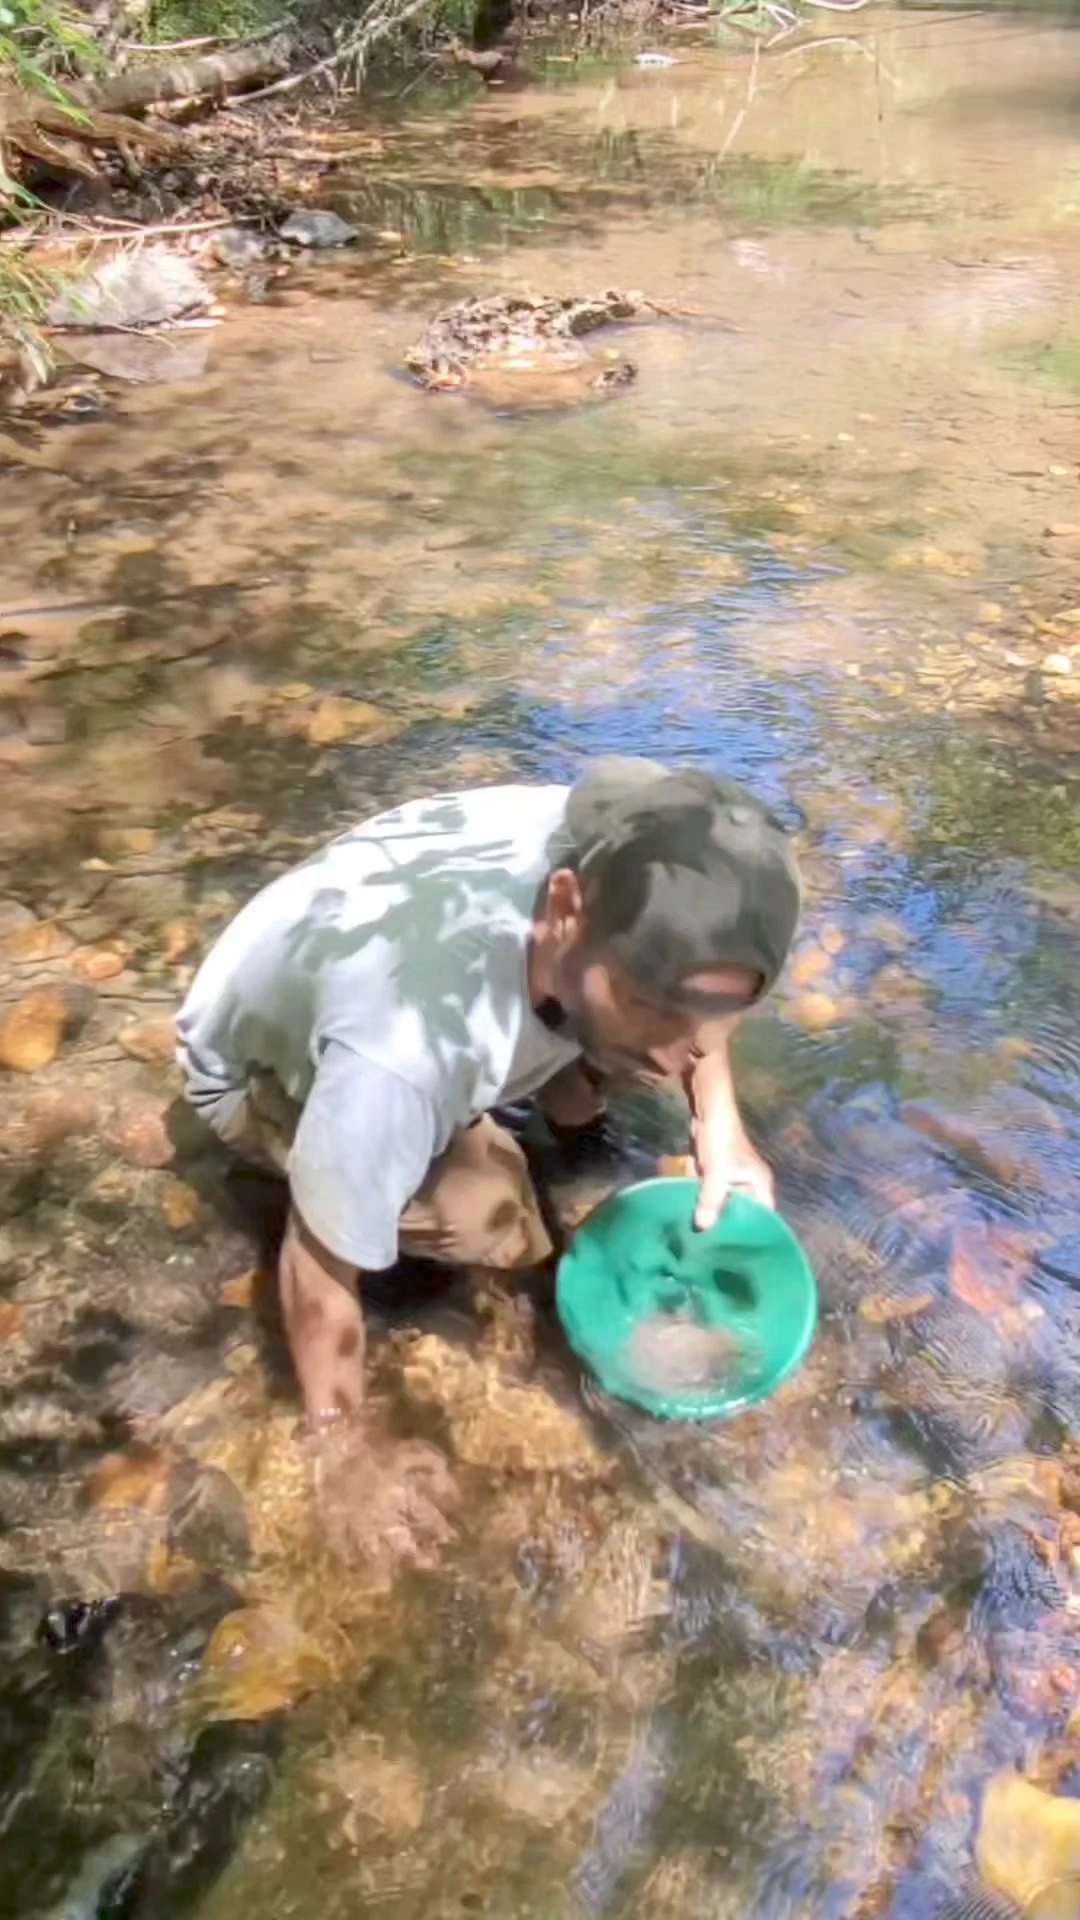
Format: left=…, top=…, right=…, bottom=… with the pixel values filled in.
left=553, top=939, right=759, bottom=1083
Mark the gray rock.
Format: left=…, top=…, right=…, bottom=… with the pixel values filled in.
left=58, top=330, right=211, bottom=386
left=279, top=208, right=358, bottom=248
left=47, top=246, right=211, bottom=331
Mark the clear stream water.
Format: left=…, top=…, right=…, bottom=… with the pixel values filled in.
left=4, top=11, right=1080, bottom=1917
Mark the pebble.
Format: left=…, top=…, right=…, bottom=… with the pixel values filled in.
left=222, top=1268, right=265, bottom=1308
left=159, top=1178, right=201, bottom=1231
left=789, top=946, right=832, bottom=991
left=789, top=992, right=841, bottom=1033
left=102, top=1093, right=174, bottom=1168
left=70, top=942, right=129, bottom=982
left=118, top=1015, right=177, bottom=1066
left=1042, top=653, right=1073, bottom=675
left=162, top=918, right=199, bottom=966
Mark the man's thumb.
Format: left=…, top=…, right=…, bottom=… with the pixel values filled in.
left=694, top=1167, right=728, bottom=1233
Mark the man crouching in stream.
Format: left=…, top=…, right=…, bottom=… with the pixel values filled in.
left=176, top=757, right=800, bottom=1558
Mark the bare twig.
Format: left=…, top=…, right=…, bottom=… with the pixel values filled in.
left=242, top=0, right=437, bottom=102
left=8, top=215, right=256, bottom=245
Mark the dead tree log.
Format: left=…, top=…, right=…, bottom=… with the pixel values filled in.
left=89, top=34, right=295, bottom=112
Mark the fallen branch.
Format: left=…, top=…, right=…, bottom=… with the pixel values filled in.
left=88, top=35, right=295, bottom=113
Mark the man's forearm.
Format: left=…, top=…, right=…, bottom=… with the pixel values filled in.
left=278, top=1208, right=366, bottom=1426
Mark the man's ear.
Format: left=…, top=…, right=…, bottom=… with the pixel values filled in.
left=544, top=868, right=586, bottom=945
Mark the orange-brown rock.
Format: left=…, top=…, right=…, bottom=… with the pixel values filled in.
left=118, top=1014, right=177, bottom=1065
left=0, top=985, right=88, bottom=1072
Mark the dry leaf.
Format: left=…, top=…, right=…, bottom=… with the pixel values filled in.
left=221, top=1268, right=269, bottom=1309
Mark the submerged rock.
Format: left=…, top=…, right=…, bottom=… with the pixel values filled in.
left=977, top=1773, right=1080, bottom=1911
left=40, top=1834, right=144, bottom=1920
left=0, top=983, right=92, bottom=1072
left=58, top=331, right=213, bottom=387
left=397, top=1331, right=609, bottom=1479
left=94, top=1717, right=283, bottom=1919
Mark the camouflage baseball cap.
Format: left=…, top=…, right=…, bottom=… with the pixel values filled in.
left=564, top=756, right=800, bottom=1010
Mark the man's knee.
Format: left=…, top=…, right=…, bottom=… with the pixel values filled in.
left=401, top=1123, right=552, bottom=1268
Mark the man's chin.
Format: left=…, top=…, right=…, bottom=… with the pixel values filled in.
left=582, top=1052, right=668, bottom=1091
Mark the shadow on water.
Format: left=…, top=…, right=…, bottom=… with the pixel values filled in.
left=8, top=10, right=1080, bottom=1918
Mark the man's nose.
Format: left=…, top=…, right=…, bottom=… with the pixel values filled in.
left=648, top=1039, right=693, bottom=1078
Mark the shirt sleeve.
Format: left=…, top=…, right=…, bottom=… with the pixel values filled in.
left=287, top=1040, right=438, bottom=1270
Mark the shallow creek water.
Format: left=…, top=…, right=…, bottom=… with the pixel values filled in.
left=4, top=11, right=1080, bottom=1917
